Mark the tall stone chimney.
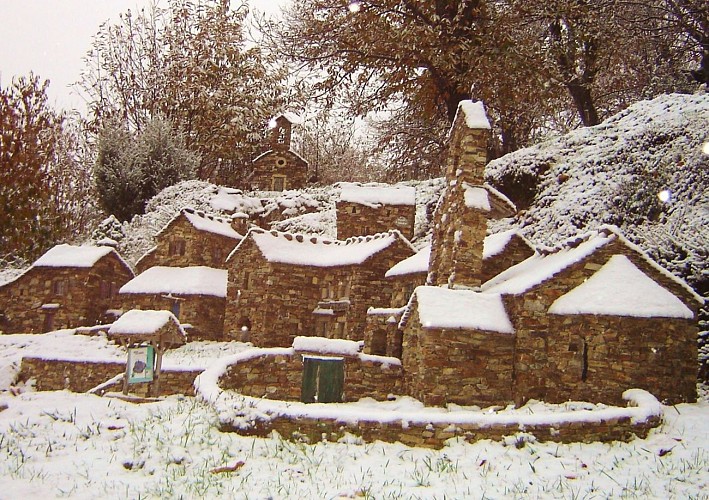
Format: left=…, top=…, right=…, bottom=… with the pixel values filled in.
left=427, top=100, right=491, bottom=288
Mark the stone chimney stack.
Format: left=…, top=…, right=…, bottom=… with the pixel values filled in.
left=269, top=114, right=293, bottom=151
left=427, top=100, right=491, bottom=288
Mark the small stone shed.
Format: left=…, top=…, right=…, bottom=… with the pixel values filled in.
left=0, top=244, right=134, bottom=334
left=224, top=228, right=416, bottom=346
left=108, top=309, right=186, bottom=349
left=249, top=113, right=308, bottom=192
left=336, top=182, right=416, bottom=240
left=135, top=208, right=243, bottom=273
left=119, top=266, right=228, bottom=341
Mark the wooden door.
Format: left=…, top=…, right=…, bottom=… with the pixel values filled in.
left=301, top=357, right=344, bottom=403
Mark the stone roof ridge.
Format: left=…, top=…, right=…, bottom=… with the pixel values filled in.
left=483, top=183, right=517, bottom=213
left=252, top=148, right=309, bottom=166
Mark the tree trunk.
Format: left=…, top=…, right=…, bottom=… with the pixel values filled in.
left=567, top=80, right=600, bottom=126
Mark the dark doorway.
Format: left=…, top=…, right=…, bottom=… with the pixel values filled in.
left=301, top=357, right=344, bottom=403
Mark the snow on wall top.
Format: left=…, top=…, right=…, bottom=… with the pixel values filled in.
left=119, top=266, right=227, bottom=297
left=108, top=309, right=182, bottom=335
left=33, top=244, right=115, bottom=268
left=247, top=229, right=410, bottom=267
left=548, top=255, right=694, bottom=319
left=338, top=182, right=416, bottom=207
left=463, top=184, right=491, bottom=211
left=274, top=111, right=302, bottom=125
left=414, top=286, right=514, bottom=333
left=182, top=208, right=242, bottom=240
left=292, top=336, right=362, bottom=356
left=386, top=245, right=431, bottom=277
left=482, top=231, right=616, bottom=295
left=457, top=100, right=491, bottom=130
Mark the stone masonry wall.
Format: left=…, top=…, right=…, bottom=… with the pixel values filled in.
left=402, top=307, right=515, bottom=407
left=388, top=273, right=426, bottom=308
left=250, top=150, right=308, bottom=191
left=336, top=201, right=415, bottom=240
left=120, top=293, right=226, bottom=341
left=0, top=254, right=133, bottom=334
left=217, top=350, right=403, bottom=402
left=225, top=234, right=414, bottom=347
left=18, top=357, right=200, bottom=396
left=221, top=406, right=661, bottom=449
left=508, top=238, right=699, bottom=406
left=135, top=216, right=240, bottom=273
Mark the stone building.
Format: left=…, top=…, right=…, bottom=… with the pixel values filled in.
left=396, top=100, right=701, bottom=407
left=248, top=113, right=308, bottom=192
left=224, top=228, right=416, bottom=346
left=336, top=183, right=416, bottom=240
left=480, top=229, right=535, bottom=283
left=119, top=266, right=227, bottom=341
left=135, top=208, right=243, bottom=273
left=0, top=244, right=134, bottom=334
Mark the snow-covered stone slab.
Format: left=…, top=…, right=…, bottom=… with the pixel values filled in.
left=457, top=100, right=491, bottom=130
left=338, top=182, right=416, bottom=207
left=463, top=184, right=491, bottom=211
left=292, top=336, right=363, bottom=356
left=33, top=244, right=114, bottom=268
left=548, top=255, right=694, bottom=318
left=414, top=286, right=514, bottom=333
left=386, top=245, right=430, bottom=277
left=119, top=266, right=228, bottom=297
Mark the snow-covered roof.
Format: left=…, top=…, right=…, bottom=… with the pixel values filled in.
left=119, top=266, right=228, bottom=297
left=108, top=309, right=183, bottom=336
left=338, top=182, right=416, bottom=207
left=414, top=286, right=514, bottom=333
left=273, top=111, right=302, bottom=125
left=483, top=230, right=532, bottom=260
left=483, top=183, right=517, bottom=214
left=482, top=231, right=616, bottom=295
left=33, top=244, right=115, bottom=268
left=548, top=255, right=694, bottom=319
left=456, top=100, right=491, bottom=130
left=463, top=185, right=491, bottom=211
left=386, top=245, right=430, bottom=277
left=240, top=228, right=413, bottom=267
left=182, top=208, right=242, bottom=240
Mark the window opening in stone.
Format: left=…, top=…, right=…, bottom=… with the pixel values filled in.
left=581, top=339, right=588, bottom=382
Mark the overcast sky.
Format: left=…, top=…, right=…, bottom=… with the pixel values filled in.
left=0, top=0, right=288, bottom=112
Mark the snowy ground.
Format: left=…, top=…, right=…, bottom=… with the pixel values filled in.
left=0, top=331, right=707, bottom=499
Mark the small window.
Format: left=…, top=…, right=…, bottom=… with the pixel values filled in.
left=171, top=301, right=181, bottom=319
left=169, top=239, right=186, bottom=256
left=211, top=246, right=223, bottom=263
left=276, top=158, right=287, bottom=167
left=243, top=271, right=251, bottom=290
left=350, top=206, right=359, bottom=214
left=99, top=281, right=110, bottom=299
left=52, top=280, right=68, bottom=296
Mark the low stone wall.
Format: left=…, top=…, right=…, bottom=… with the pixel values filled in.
left=220, top=410, right=661, bottom=449
left=217, top=348, right=403, bottom=402
left=18, top=357, right=201, bottom=396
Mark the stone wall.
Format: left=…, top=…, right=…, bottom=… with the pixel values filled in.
left=120, top=293, right=226, bottom=341
left=225, top=233, right=414, bottom=347
left=250, top=150, right=308, bottom=192
left=0, top=254, right=133, bottom=334
left=507, top=238, right=699, bottom=406
left=336, top=201, right=415, bottom=240
left=402, top=306, right=515, bottom=407
left=387, top=272, right=425, bottom=308
left=18, top=357, right=200, bottom=396
left=216, top=349, right=403, bottom=402
left=220, top=406, right=661, bottom=449
left=135, top=215, right=240, bottom=273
